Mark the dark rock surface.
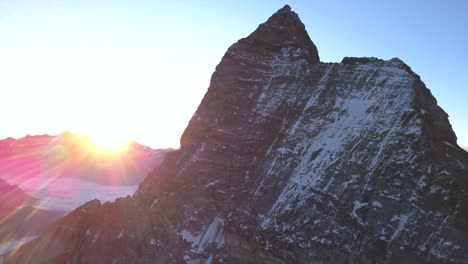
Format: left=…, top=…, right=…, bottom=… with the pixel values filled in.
left=5, top=5, right=468, bottom=264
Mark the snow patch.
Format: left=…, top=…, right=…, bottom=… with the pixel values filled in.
left=203, top=180, right=221, bottom=190
left=178, top=216, right=225, bottom=253
left=351, top=200, right=368, bottom=225
left=91, top=231, right=100, bottom=245
left=388, top=212, right=413, bottom=246
left=443, top=140, right=458, bottom=150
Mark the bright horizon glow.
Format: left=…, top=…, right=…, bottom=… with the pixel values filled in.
left=86, top=132, right=128, bottom=152
left=0, top=1, right=467, bottom=150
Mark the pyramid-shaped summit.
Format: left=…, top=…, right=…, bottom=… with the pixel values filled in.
left=6, top=5, right=468, bottom=264
left=226, top=4, right=319, bottom=65
left=248, top=4, right=319, bottom=63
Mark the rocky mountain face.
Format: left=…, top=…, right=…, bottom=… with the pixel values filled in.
left=5, top=5, right=468, bottom=264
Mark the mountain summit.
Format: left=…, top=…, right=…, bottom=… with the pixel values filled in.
left=239, top=4, right=320, bottom=64
left=5, top=6, right=467, bottom=264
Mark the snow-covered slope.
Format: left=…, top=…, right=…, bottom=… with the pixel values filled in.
left=5, top=5, right=467, bottom=264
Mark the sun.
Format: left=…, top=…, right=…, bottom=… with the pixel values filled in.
left=86, top=132, right=129, bottom=152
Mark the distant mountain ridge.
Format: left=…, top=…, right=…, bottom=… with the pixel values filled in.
left=0, top=132, right=170, bottom=186
left=0, top=173, right=66, bottom=256
left=0, top=178, right=34, bottom=210
left=5, top=5, right=468, bottom=264
left=0, top=132, right=172, bottom=256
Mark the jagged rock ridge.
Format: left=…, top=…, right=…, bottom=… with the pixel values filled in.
left=5, top=5, right=468, bottom=264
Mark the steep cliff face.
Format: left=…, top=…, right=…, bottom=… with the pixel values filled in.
left=5, top=5, right=468, bottom=264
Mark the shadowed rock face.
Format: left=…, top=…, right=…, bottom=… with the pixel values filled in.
left=5, top=5, right=468, bottom=264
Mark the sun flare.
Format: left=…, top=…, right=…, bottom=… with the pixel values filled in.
left=86, top=132, right=128, bottom=152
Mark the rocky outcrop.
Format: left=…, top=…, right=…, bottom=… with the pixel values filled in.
left=5, top=5, right=468, bottom=264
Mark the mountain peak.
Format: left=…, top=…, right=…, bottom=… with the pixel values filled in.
left=278, top=4, right=291, bottom=12
left=265, top=4, right=297, bottom=26
left=230, top=5, right=320, bottom=64
left=7, top=6, right=468, bottom=264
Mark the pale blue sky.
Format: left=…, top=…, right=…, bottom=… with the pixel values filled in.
left=0, top=0, right=466, bottom=149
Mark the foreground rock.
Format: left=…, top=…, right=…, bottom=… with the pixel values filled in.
left=5, top=5, right=468, bottom=264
